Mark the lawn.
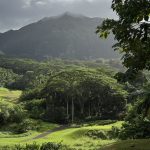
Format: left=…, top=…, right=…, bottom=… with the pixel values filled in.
left=0, top=120, right=59, bottom=147
left=27, top=121, right=123, bottom=150
left=0, top=121, right=122, bottom=149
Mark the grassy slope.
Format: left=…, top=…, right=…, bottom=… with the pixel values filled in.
left=0, top=121, right=122, bottom=149
left=100, top=139, right=150, bottom=150
left=29, top=122, right=123, bottom=150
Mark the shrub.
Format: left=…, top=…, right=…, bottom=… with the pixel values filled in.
left=85, top=130, right=108, bottom=139
left=40, top=142, right=62, bottom=150
left=25, top=99, right=46, bottom=119
left=25, top=143, right=40, bottom=150
left=0, top=142, right=72, bottom=150
left=107, top=126, right=120, bottom=139
left=119, top=116, right=150, bottom=140
left=0, top=101, right=25, bottom=126
left=13, top=119, right=33, bottom=134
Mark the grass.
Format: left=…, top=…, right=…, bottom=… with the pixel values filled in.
left=0, top=87, right=22, bottom=102
left=0, top=121, right=122, bottom=149
left=29, top=121, right=123, bottom=150
left=0, top=120, right=59, bottom=147
left=100, top=139, right=150, bottom=150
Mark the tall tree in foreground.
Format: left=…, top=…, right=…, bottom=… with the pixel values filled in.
left=97, top=0, right=150, bottom=79
left=96, top=0, right=150, bottom=139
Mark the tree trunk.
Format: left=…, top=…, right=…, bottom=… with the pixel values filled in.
left=71, top=98, right=74, bottom=123
left=89, top=101, right=91, bottom=117
left=67, top=100, right=69, bottom=119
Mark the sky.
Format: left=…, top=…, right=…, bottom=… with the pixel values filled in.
left=0, top=0, right=116, bottom=32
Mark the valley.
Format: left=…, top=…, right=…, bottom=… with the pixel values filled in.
left=0, top=1, right=150, bottom=149
left=0, top=57, right=149, bottom=150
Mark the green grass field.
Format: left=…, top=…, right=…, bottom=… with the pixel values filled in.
left=34, top=122, right=122, bottom=150
left=0, top=122, right=121, bottom=149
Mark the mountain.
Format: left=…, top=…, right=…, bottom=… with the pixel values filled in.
left=0, top=13, right=118, bottom=60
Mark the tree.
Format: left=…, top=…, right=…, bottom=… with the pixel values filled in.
left=96, top=0, right=150, bottom=139
left=96, top=0, right=150, bottom=79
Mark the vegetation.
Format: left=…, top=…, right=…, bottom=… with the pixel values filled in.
left=96, top=0, right=150, bottom=148
left=0, top=120, right=122, bottom=150
left=0, top=0, right=150, bottom=148
left=0, top=56, right=128, bottom=149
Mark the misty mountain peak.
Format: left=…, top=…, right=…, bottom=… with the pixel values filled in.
left=0, top=13, right=117, bottom=60
left=60, top=12, right=86, bottom=18
left=40, top=12, right=87, bottom=22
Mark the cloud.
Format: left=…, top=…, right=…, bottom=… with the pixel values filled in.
left=0, top=0, right=116, bottom=32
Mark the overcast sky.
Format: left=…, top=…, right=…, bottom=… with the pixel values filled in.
left=0, top=0, right=116, bottom=32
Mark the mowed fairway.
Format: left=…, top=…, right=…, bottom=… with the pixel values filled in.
left=0, top=120, right=122, bottom=149
left=33, top=122, right=122, bottom=150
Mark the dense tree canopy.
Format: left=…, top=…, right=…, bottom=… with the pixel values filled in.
left=97, top=0, right=150, bottom=80
left=96, top=0, right=150, bottom=139
left=37, top=68, right=127, bottom=123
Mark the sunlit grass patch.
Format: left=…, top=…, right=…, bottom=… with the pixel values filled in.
left=32, top=121, right=123, bottom=149
left=0, top=87, right=22, bottom=102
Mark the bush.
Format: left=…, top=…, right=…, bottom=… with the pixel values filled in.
left=0, top=101, right=25, bottom=126
left=13, top=119, right=33, bottom=134
left=1, top=143, right=39, bottom=150
left=119, top=116, right=150, bottom=140
left=0, top=142, right=72, bottom=150
left=40, top=142, right=62, bottom=150
left=84, top=119, right=116, bottom=126
left=25, top=99, right=46, bottom=119
left=20, top=89, right=41, bottom=101
left=107, top=126, right=120, bottom=139
left=85, top=130, right=108, bottom=139
left=118, top=97, right=150, bottom=140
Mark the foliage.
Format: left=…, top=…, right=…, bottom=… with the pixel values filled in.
left=96, top=0, right=150, bottom=77
left=96, top=0, right=150, bottom=140
left=100, top=139, right=150, bottom=150
left=0, top=142, right=72, bottom=150
left=119, top=97, right=150, bottom=139
left=40, top=142, right=63, bottom=150
left=85, top=130, right=108, bottom=140
left=13, top=119, right=34, bottom=134
left=38, top=68, right=127, bottom=123
left=0, top=99, right=25, bottom=126
left=0, top=121, right=122, bottom=150
left=0, top=56, right=122, bottom=90
left=0, top=67, right=19, bottom=87
left=25, top=99, right=46, bottom=119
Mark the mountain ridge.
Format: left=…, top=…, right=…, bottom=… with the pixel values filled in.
left=0, top=13, right=118, bottom=60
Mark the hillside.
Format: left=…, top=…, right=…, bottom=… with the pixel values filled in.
left=0, top=57, right=127, bottom=150
left=0, top=13, right=117, bottom=60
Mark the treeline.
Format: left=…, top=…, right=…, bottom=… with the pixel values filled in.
left=0, top=55, right=122, bottom=90
left=21, top=68, right=127, bottom=123
left=0, top=56, right=128, bottom=124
